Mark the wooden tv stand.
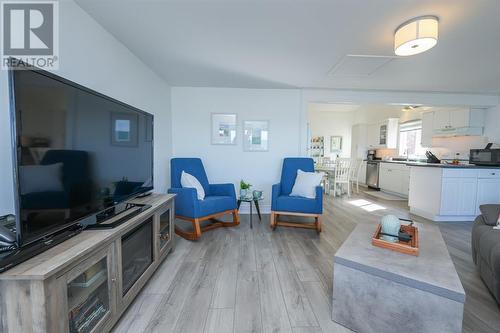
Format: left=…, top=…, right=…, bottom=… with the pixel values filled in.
left=0, top=194, right=175, bottom=333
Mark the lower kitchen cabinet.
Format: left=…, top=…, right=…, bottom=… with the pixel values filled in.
left=409, top=167, right=500, bottom=222
left=476, top=178, right=500, bottom=214
left=379, top=162, right=410, bottom=197
left=441, top=177, right=478, bottom=216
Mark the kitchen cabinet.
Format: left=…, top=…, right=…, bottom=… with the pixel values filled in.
left=367, top=119, right=398, bottom=149
left=409, top=167, right=499, bottom=222
left=477, top=179, right=500, bottom=208
left=379, top=164, right=399, bottom=193
left=431, top=108, right=484, bottom=136
left=351, top=124, right=368, bottom=185
left=433, top=111, right=451, bottom=130
left=401, top=167, right=410, bottom=196
left=379, top=162, right=410, bottom=197
left=440, top=178, right=460, bottom=215
left=351, top=124, right=368, bottom=159
left=450, top=109, right=470, bottom=128
left=367, top=124, right=379, bottom=148
left=476, top=170, right=500, bottom=214
left=459, top=178, right=480, bottom=215
left=441, top=177, right=477, bottom=216
left=421, top=112, right=434, bottom=147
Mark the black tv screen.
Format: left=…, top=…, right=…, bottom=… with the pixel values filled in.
left=10, top=69, right=154, bottom=246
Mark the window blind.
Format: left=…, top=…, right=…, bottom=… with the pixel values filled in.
left=399, top=120, right=422, bottom=132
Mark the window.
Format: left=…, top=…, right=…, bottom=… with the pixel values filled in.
left=398, top=120, right=427, bottom=158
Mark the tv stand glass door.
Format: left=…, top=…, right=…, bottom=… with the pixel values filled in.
left=66, top=246, right=115, bottom=333
left=159, top=208, right=172, bottom=252
left=156, top=204, right=174, bottom=258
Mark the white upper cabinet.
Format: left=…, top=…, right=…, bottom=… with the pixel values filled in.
left=450, top=109, right=470, bottom=128
left=351, top=124, right=368, bottom=159
left=433, top=111, right=451, bottom=130
left=367, top=118, right=398, bottom=149
left=430, top=108, right=485, bottom=137
left=367, top=123, right=379, bottom=148
left=421, top=112, right=434, bottom=147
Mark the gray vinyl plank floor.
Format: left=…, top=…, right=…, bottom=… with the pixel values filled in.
left=112, top=191, right=500, bottom=333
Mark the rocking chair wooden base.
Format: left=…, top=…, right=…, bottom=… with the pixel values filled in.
left=175, top=209, right=240, bottom=240
left=269, top=211, right=322, bottom=234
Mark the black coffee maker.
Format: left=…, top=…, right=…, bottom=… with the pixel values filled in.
left=367, top=149, right=376, bottom=161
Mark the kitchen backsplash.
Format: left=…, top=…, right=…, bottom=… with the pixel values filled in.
left=374, top=135, right=490, bottom=161
left=431, top=136, right=489, bottom=160
left=375, top=148, right=398, bottom=159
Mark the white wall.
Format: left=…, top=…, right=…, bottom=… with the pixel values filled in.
left=308, top=110, right=354, bottom=158
left=171, top=87, right=302, bottom=213
left=172, top=87, right=496, bottom=215
left=0, top=0, right=172, bottom=215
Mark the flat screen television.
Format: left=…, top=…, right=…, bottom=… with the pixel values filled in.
left=9, top=68, right=154, bottom=247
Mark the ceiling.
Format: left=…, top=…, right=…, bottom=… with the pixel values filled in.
left=76, top=0, right=500, bottom=93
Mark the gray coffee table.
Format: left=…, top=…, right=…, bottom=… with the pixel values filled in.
left=332, top=222, right=465, bottom=333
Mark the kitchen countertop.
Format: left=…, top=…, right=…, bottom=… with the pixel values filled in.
left=366, top=159, right=500, bottom=169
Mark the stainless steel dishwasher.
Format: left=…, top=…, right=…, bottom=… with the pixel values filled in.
left=366, top=161, right=380, bottom=190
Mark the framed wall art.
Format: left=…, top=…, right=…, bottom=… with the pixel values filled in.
left=211, top=113, right=237, bottom=145
left=243, top=120, right=269, bottom=152
left=330, top=135, right=343, bottom=152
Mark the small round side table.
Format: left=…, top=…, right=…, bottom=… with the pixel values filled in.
left=237, top=196, right=263, bottom=229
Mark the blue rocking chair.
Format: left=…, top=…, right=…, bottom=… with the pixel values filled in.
left=270, top=158, right=323, bottom=233
left=168, top=158, right=240, bottom=240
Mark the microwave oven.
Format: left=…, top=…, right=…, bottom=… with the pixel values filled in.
left=469, top=149, right=500, bottom=166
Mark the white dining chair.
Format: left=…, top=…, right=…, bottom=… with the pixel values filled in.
left=349, top=158, right=364, bottom=194
left=333, top=158, right=351, bottom=197
left=318, top=157, right=334, bottom=195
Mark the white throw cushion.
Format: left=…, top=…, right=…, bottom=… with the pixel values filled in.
left=290, top=169, right=324, bottom=199
left=180, top=171, right=205, bottom=200
left=19, top=163, right=64, bottom=195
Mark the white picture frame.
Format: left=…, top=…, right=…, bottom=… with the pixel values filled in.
left=243, top=120, right=269, bottom=152
left=211, top=113, right=237, bottom=145
left=330, top=135, right=343, bottom=152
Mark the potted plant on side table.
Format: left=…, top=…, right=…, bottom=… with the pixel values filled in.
left=240, top=180, right=252, bottom=198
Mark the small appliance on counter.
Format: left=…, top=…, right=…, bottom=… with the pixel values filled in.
left=367, top=149, right=376, bottom=161
left=470, top=144, right=500, bottom=166
left=425, top=151, right=441, bottom=164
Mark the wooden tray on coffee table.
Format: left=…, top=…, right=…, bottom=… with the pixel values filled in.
left=372, top=223, right=419, bottom=256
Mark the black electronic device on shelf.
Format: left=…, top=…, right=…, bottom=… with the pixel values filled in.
left=84, top=203, right=151, bottom=229
left=0, top=215, right=17, bottom=253
left=0, top=224, right=83, bottom=273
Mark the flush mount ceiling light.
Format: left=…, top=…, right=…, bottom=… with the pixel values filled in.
left=394, top=16, right=439, bottom=56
